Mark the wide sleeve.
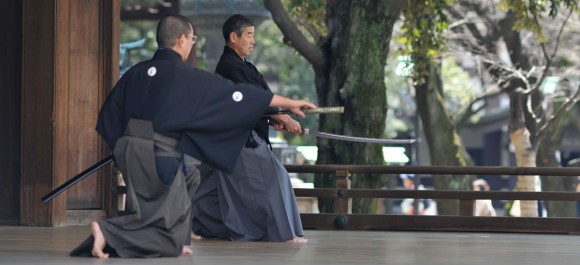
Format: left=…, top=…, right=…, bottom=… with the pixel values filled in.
left=176, top=71, right=274, bottom=172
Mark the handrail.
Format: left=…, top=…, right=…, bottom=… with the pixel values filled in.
left=285, top=164, right=580, bottom=176
left=293, top=188, right=580, bottom=201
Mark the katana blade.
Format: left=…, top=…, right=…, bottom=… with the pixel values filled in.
left=303, top=128, right=415, bottom=144
left=265, top=106, right=344, bottom=115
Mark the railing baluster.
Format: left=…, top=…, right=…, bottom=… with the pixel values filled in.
left=459, top=199, right=475, bottom=216
left=335, top=170, right=352, bottom=214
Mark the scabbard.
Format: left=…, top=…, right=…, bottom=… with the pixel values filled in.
left=41, top=155, right=114, bottom=203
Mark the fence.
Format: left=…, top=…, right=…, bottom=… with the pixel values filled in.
left=113, top=165, right=579, bottom=234
left=285, top=165, right=580, bottom=234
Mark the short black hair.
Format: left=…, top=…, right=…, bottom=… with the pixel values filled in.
left=156, top=14, right=193, bottom=48
left=222, top=14, right=254, bottom=43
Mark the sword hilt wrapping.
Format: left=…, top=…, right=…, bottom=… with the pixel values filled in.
left=265, top=106, right=344, bottom=116
left=302, top=107, right=344, bottom=114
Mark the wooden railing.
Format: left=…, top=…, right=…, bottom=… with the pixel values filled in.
left=285, top=165, right=580, bottom=235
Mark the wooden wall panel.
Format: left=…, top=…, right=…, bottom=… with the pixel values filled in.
left=22, top=0, right=118, bottom=226
left=64, top=0, right=101, bottom=209
left=0, top=0, right=22, bottom=225
left=21, top=0, right=59, bottom=226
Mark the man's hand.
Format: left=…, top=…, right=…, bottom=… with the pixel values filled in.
left=269, top=95, right=317, bottom=118
left=287, top=100, right=317, bottom=118
left=271, top=115, right=302, bottom=135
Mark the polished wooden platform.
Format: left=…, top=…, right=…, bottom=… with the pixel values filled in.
left=0, top=226, right=578, bottom=265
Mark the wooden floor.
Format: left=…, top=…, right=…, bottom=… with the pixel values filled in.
left=0, top=226, right=579, bottom=265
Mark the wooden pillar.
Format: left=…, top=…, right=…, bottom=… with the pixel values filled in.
left=21, top=0, right=118, bottom=226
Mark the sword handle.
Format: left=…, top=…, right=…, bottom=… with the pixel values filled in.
left=265, top=106, right=344, bottom=115
left=302, top=107, right=344, bottom=114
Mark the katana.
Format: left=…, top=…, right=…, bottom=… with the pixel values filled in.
left=302, top=128, right=416, bottom=144
left=268, top=118, right=415, bottom=144
left=265, top=106, right=344, bottom=115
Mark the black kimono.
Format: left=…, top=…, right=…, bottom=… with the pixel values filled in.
left=191, top=46, right=304, bottom=241
left=70, top=49, right=273, bottom=257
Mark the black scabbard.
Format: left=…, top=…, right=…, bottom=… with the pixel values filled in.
left=41, top=155, right=114, bottom=203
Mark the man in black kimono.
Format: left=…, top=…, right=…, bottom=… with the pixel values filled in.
left=70, top=14, right=315, bottom=258
left=191, top=14, right=307, bottom=243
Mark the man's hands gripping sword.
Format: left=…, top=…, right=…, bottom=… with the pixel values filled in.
left=270, top=114, right=303, bottom=135
left=269, top=95, right=316, bottom=118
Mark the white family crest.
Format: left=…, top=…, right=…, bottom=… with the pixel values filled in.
left=232, top=91, right=243, bottom=102
left=147, top=67, right=157, bottom=76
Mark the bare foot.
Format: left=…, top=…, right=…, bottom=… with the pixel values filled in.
left=91, top=221, right=109, bottom=259
left=191, top=231, right=202, bottom=241
left=286, top=237, right=308, bottom=244
left=182, top=246, right=192, bottom=256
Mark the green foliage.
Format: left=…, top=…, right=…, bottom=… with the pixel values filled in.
left=251, top=20, right=318, bottom=145
left=498, top=0, right=579, bottom=42
left=120, top=21, right=158, bottom=67
left=284, top=0, right=327, bottom=38
left=441, top=57, right=477, bottom=117
left=399, top=0, right=452, bottom=84
left=384, top=57, right=412, bottom=138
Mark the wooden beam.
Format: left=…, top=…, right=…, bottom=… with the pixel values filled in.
left=300, top=214, right=580, bottom=234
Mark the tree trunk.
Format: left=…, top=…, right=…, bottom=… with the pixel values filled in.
left=537, top=108, right=577, bottom=217
left=314, top=0, right=400, bottom=213
left=265, top=0, right=404, bottom=213
left=508, top=92, right=539, bottom=217
left=415, top=62, right=473, bottom=215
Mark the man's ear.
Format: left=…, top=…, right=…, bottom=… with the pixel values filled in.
left=229, top=32, right=238, bottom=44
left=178, top=34, right=185, bottom=47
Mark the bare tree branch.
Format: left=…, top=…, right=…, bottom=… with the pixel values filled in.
left=455, top=88, right=503, bottom=128
left=480, top=57, right=531, bottom=92
left=535, top=84, right=580, bottom=146
left=525, top=10, right=574, bottom=96
left=295, top=16, right=324, bottom=45
left=264, top=0, right=325, bottom=70
left=521, top=10, right=574, bottom=132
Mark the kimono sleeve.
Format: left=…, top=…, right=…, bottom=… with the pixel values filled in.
left=177, top=73, right=274, bottom=172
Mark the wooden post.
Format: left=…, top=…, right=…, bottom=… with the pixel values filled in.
left=459, top=199, right=475, bottom=216
left=335, top=170, right=352, bottom=214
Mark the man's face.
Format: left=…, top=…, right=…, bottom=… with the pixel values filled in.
left=232, top=26, right=255, bottom=58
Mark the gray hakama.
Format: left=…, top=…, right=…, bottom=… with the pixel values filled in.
left=192, top=131, right=304, bottom=241
left=70, top=119, right=200, bottom=258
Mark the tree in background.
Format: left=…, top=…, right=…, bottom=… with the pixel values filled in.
left=266, top=0, right=405, bottom=213
left=446, top=0, right=579, bottom=216
left=399, top=0, right=476, bottom=215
